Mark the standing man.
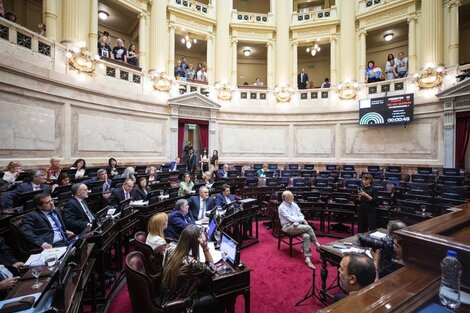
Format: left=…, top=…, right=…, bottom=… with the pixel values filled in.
left=396, top=51, right=408, bottom=78
left=188, top=186, right=215, bottom=222
left=297, top=67, right=309, bottom=89
left=187, top=149, right=197, bottom=174
left=63, top=183, right=95, bottom=234
left=278, top=190, right=320, bottom=269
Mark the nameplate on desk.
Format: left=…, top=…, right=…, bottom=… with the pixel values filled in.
left=130, top=200, right=149, bottom=207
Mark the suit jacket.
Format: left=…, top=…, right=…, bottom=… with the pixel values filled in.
left=188, top=195, right=215, bottom=221
left=16, top=182, right=50, bottom=194
left=109, top=187, right=136, bottom=206
left=217, top=169, right=227, bottom=179
left=297, top=72, right=309, bottom=89
left=169, top=161, right=178, bottom=171
left=2, top=182, right=51, bottom=208
left=63, top=197, right=95, bottom=234
left=82, top=177, right=112, bottom=191
left=187, top=154, right=197, bottom=172
left=164, top=210, right=194, bottom=240
left=21, top=208, right=68, bottom=248
left=134, top=187, right=151, bottom=201
left=215, top=193, right=235, bottom=208
left=0, top=236, right=17, bottom=266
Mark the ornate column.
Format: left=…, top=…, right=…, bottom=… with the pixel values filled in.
left=448, top=0, right=460, bottom=66
left=358, top=30, right=367, bottom=83
left=168, top=24, right=176, bottom=76
left=443, top=100, right=455, bottom=167
left=88, top=0, right=98, bottom=55
left=407, top=15, right=417, bottom=74
left=267, top=40, right=274, bottom=88
left=44, top=0, right=58, bottom=41
left=149, top=0, right=168, bottom=73
left=215, top=0, right=232, bottom=83
left=330, top=35, right=337, bottom=85
left=275, top=0, right=291, bottom=85
left=61, top=0, right=90, bottom=46
left=206, top=33, right=215, bottom=84
left=231, top=38, right=238, bottom=86
left=138, top=13, right=147, bottom=71
left=420, top=0, right=443, bottom=67
left=291, top=41, right=298, bottom=88
left=339, top=0, right=356, bottom=82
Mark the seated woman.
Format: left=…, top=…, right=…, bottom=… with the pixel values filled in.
left=122, top=167, right=136, bottom=182
left=201, top=171, right=213, bottom=188
left=147, top=166, right=157, bottom=182
left=162, top=225, right=221, bottom=312
left=70, top=158, right=86, bottom=179
left=146, top=212, right=168, bottom=250
left=178, top=173, right=194, bottom=197
left=45, top=156, right=62, bottom=181
left=106, top=158, right=119, bottom=177
left=51, top=172, right=70, bottom=194
left=2, top=161, right=22, bottom=184
left=257, top=163, right=268, bottom=177
left=134, top=177, right=151, bottom=201
left=165, top=199, right=194, bottom=241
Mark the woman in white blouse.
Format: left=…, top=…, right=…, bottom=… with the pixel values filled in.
left=2, top=161, right=22, bottom=184
left=70, top=158, right=86, bottom=179
left=146, top=212, right=168, bottom=249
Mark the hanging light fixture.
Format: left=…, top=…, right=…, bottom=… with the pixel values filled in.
left=306, top=43, right=321, bottom=56
left=98, top=10, right=109, bottom=20
left=181, top=33, right=197, bottom=49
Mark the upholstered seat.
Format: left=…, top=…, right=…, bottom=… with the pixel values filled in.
left=8, top=216, right=41, bottom=261
left=133, top=231, right=164, bottom=276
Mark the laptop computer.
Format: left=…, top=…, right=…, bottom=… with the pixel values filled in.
left=220, top=233, right=239, bottom=266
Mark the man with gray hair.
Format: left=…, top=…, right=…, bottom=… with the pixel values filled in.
left=165, top=199, right=194, bottom=240
left=278, top=190, right=320, bottom=269
left=1, top=170, right=50, bottom=208
left=63, top=183, right=95, bottom=234
left=188, top=186, right=215, bottom=222
left=82, top=169, right=112, bottom=192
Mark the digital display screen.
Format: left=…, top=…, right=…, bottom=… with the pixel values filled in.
left=207, top=219, right=216, bottom=239
left=359, top=93, right=414, bottom=126
left=220, top=234, right=237, bottom=264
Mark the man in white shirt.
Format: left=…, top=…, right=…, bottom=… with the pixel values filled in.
left=278, top=190, right=320, bottom=269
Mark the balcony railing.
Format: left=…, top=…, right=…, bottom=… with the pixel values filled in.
left=170, top=0, right=214, bottom=18
left=178, top=80, right=210, bottom=97
left=299, top=88, right=331, bottom=100
left=364, top=78, right=408, bottom=96
left=232, top=10, right=273, bottom=26
left=291, top=7, right=338, bottom=26
left=101, top=58, right=143, bottom=85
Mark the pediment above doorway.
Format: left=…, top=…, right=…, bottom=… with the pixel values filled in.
left=169, top=92, right=221, bottom=111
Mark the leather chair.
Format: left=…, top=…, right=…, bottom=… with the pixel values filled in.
left=273, top=208, right=302, bottom=257
left=133, top=231, right=164, bottom=276
left=125, top=251, right=192, bottom=313
left=8, top=215, right=41, bottom=261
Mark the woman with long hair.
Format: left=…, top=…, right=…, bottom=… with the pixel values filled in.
left=106, top=158, right=118, bottom=177
left=2, top=161, right=22, bottom=184
left=161, top=225, right=220, bottom=312
left=134, top=176, right=151, bottom=201
left=70, top=158, right=86, bottom=179
left=51, top=172, right=70, bottom=193
left=178, top=173, right=194, bottom=196
left=146, top=212, right=168, bottom=250
left=210, top=150, right=219, bottom=172
left=146, top=166, right=157, bottom=182
left=199, top=148, right=209, bottom=174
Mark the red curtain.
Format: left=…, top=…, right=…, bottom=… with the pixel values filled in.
left=178, top=118, right=209, bottom=157
left=455, top=111, right=470, bottom=169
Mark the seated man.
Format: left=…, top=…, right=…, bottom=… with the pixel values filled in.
left=215, top=184, right=235, bottom=208
left=3, top=170, right=51, bottom=208
left=82, top=169, right=112, bottom=192
left=217, top=164, right=229, bottom=179
left=278, top=190, right=320, bottom=269
left=63, top=183, right=95, bottom=234
left=165, top=199, right=194, bottom=241
left=21, top=193, right=74, bottom=249
left=335, top=252, right=376, bottom=301
left=169, top=157, right=181, bottom=171
left=0, top=236, right=23, bottom=300
left=188, top=186, right=215, bottom=222
left=109, top=178, right=135, bottom=206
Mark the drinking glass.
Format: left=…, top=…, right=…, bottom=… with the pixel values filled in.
left=30, top=260, right=45, bottom=289
left=45, top=254, right=58, bottom=271
left=221, top=251, right=228, bottom=273
left=420, top=205, right=427, bottom=216
left=96, top=218, right=103, bottom=233
left=159, top=190, right=164, bottom=197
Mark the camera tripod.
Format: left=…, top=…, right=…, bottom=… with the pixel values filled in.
left=295, top=267, right=326, bottom=306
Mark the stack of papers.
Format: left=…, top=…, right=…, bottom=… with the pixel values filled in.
left=369, top=231, right=387, bottom=240
left=25, top=247, right=68, bottom=265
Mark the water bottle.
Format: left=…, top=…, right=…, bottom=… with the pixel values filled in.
left=439, top=250, right=462, bottom=310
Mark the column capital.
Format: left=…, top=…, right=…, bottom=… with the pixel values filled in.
left=358, top=29, right=367, bottom=37
left=329, top=35, right=338, bottom=43
left=266, top=40, right=273, bottom=48
left=407, top=14, right=417, bottom=23
left=447, top=0, right=461, bottom=9
left=291, top=41, right=298, bottom=47
left=231, top=37, right=238, bottom=45
left=137, top=12, right=147, bottom=20
left=168, top=24, right=176, bottom=31
left=206, top=33, right=214, bottom=41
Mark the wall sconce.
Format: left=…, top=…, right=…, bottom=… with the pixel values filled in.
left=215, top=82, right=234, bottom=100
left=152, top=72, right=172, bottom=92
left=65, top=47, right=100, bottom=75
left=243, top=49, right=251, bottom=57
left=414, top=65, right=445, bottom=89
left=274, top=84, right=293, bottom=102
left=336, top=81, right=359, bottom=99
left=383, top=33, right=394, bottom=41
left=98, top=11, right=109, bottom=20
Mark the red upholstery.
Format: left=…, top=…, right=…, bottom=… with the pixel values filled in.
left=133, top=232, right=164, bottom=276
left=125, top=251, right=192, bottom=313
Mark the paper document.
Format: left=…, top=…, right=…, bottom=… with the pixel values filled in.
left=198, top=242, right=221, bottom=263
left=25, top=246, right=68, bottom=265
left=131, top=200, right=149, bottom=207
left=369, top=231, right=387, bottom=240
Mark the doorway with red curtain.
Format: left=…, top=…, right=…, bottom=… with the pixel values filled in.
left=177, top=118, right=209, bottom=158
left=455, top=111, right=470, bottom=169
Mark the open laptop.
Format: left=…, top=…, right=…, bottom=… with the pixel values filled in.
left=220, top=233, right=240, bottom=266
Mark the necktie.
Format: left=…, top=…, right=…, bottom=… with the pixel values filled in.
left=199, top=200, right=206, bottom=220
left=48, top=212, right=67, bottom=242
left=125, top=191, right=129, bottom=200
left=81, top=200, right=95, bottom=223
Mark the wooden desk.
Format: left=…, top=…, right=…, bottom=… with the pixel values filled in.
left=208, top=263, right=251, bottom=313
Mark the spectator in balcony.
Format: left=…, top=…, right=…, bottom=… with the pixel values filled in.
left=321, top=78, right=331, bottom=88
left=365, top=61, right=382, bottom=83
left=253, top=78, right=264, bottom=86
left=196, top=66, right=207, bottom=81
left=0, top=1, right=4, bottom=17
left=103, top=31, right=111, bottom=45
left=185, top=64, right=196, bottom=80
left=297, top=68, right=309, bottom=89
left=396, top=51, right=408, bottom=78
left=210, top=150, right=219, bottom=172
left=2, top=161, right=22, bottom=184
left=4, top=11, right=16, bottom=22
left=308, top=81, right=315, bottom=89
left=385, top=58, right=398, bottom=80
left=37, top=22, right=46, bottom=36
left=127, top=44, right=139, bottom=66
left=200, top=148, right=209, bottom=174
left=97, top=35, right=111, bottom=58
left=181, top=57, right=188, bottom=71
left=112, top=38, right=128, bottom=63
left=174, top=60, right=185, bottom=79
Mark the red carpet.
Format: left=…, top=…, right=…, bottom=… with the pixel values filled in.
left=109, top=221, right=343, bottom=313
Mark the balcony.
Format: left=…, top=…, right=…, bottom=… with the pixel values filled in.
left=291, top=7, right=338, bottom=27
left=231, top=10, right=274, bottom=27
left=169, top=0, right=215, bottom=19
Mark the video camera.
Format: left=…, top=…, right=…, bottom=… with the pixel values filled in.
left=358, top=234, right=395, bottom=260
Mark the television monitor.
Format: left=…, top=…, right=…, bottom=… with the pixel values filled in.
left=442, top=168, right=461, bottom=176
left=341, top=172, right=355, bottom=179
left=51, top=184, right=72, bottom=197
left=279, top=177, right=290, bottom=185
left=343, top=165, right=355, bottom=171
left=367, top=166, right=381, bottom=173
left=304, top=164, right=315, bottom=170
left=265, top=178, right=279, bottom=187
left=207, top=219, right=217, bottom=240
left=326, top=165, right=337, bottom=171
left=244, top=170, right=257, bottom=178
left=135, top=165, right=147, bottom=174
left=110, top=177, right=125, bottom=188
left=359, top=94, right=414, bottom=126
left=301, top=170, right=315, bottom=178
left=227, top=170, right=239, bottom=178
left=220, top=233, right=239, bottom=265
left=292, top=178, right=306, bottom=187
left=160, top=165, right=170, bottom=172
left=281, top=170, right=293, bottom=177
left=176, top=165, right=188, bottom=171
left=315, top=178, right=329, bottom=188
left=303, top=192, right=320, bottom=202
left=387, top=166, right=402, bottom=173
left=344, top=179, right=361, bottom=188
left=318, top=171, right=330, bottom=178
left=417, top=167, right=433, bottom=175
left=264, top=171, right=275, bottom=178
left=288, top=164, right=299, bottom=170
left=268, top=164, right=278, bottom=170
left=252, top=164, right=263, bottom=170
left=245, top=178, right=258, bottom=188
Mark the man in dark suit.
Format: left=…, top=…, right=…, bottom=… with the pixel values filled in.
left=215, top=184, right=235, bottom=208
left=188, top=186, right=215, bottom=222
left=187, top=149, right=197, bottom=174
left=21, top=193, right=74, bottom=249
left=63, top=183, right=95, bottom=234
left=82, top=169, right=112, bottom=192
left=217, top=164, right=229, bottom=179
left=109, top=178, right=135, bottom=206
left=297, top=67, right=309, bottom=89
left=0, top=237, right=23, bottom=299
left=169, top=157, right=181, bottom=171
left=165, top=199, right=194, bottom=240
left=2, top=170, right=51, bottom=208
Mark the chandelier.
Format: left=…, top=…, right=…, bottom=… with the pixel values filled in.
left=306, top=43, right=321, bottom=56
left=181, top=34, right=197, bottom=49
